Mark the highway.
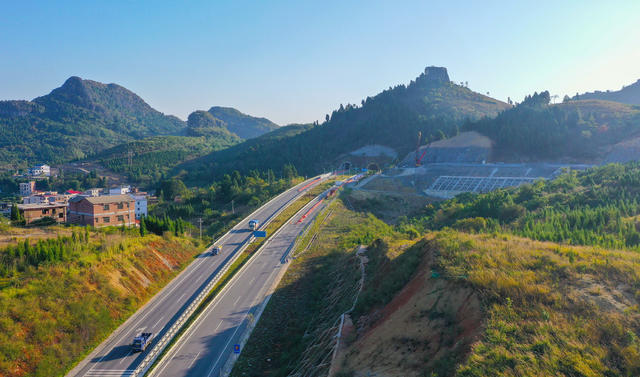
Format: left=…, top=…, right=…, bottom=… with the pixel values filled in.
left=67, top=176, right=326, bottom=377
left=149, top=192, right=331, bottom=377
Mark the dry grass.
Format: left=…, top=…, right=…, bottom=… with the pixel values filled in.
left=431, top=231, right=640, bottom=377
left=0, top=230, right=202, bottom=377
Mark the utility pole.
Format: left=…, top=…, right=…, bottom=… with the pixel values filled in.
left=198, top=217, right=203, bottom=240
left=231, top=200, right=235, bottom=214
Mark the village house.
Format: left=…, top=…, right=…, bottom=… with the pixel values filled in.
left=130, top=192, right=148, bottom=219
left=68, top=194, right=135, bottom=227
left=19, top=181, right=36, bottom=196
left=28, top=164, right=51, bottom=177
left=83, top=188, right=103, bottom=197
left=17, top=203, right=67, bottom=224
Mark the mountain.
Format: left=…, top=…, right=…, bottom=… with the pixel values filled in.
left=0, top=76, right=186, bottom=169
left=186, top=110, right=242, bottom=141
left=177, top=66, right=510, bottom=183
left=206, top=106, right=279, bottom=139
left=467, top=91, right=640, bottom=162
left=572, top=79, right=640, bottom=105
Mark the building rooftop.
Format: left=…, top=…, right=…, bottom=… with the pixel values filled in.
left=17, top=203, right=67, bottom=209
left=69, top=194, right=135, bottom=204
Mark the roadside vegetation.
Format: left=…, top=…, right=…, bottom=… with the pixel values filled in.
left=153, top=165, right=302, bottom=238
left=0, top=224, right=203, bottom=377
left=231, top=199, right=399, bottom=376
left=234, top=163, right=640, bottom=376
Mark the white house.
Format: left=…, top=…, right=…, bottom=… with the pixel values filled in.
left=83, top=188, right=102, bottom=197
left=28, top=164, right=51, bottom=177
left=109, top=186, right=131, bottom=195
left=130, top=193, right=148, bottom=219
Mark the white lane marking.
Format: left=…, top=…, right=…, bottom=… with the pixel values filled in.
left=206, top=261, right=281, bottom=377
left=214, top=320, right=223, bottom=332
left=178, top=292, right=187, bottom=302
left=155, top=250, right=267, bottom=376
left=233, top=295, right=241, bottom=306
left=188, top=352, right=201, bottom=368
left=83, top=370, right=135, bottom=376
left=153, top=316, right=165, bottom=329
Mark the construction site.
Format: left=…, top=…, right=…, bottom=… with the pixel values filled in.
left=356, top=131, right=591, bottom=199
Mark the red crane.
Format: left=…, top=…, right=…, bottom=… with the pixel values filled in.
left=415, top=131, right=428, bottom=166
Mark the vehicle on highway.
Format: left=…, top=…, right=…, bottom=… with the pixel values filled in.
left=212, top=245, right=222, bottom=255
left=132, top=332, right=153, bottom=352
left=248, top=219, right=259, bottom=230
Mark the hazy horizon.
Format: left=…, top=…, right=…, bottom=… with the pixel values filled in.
left=1, top=0, right=639, bottom=125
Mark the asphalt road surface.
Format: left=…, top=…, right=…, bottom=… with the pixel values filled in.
left=150, top=194, right=330, bottom=377
left=67, top=176, right=325, bottom=377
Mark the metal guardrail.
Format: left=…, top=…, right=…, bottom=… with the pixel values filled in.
left=134, top=175, right=328, bottom=377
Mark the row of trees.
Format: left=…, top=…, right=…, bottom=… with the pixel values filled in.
left=140, top=215, right=188, bottom=237
left=0, top=230, right=88, bottom=276
left=153, top=169, right=301, bottom=237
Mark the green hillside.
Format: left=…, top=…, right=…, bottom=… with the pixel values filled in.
left=177, top=66, right=509, bottom=182
left=206, top=106, right=279, bottom=139
left=572, top=78, right=640, bottom=105
left=0, top=77, right=186, bottom=169
left=467, top=91, right=640, bottom=162
left=412, top=162, right=640, bottom=250
left=177, top=123, right=314, bottom=184
left=90, top=135, right=239, bottom=186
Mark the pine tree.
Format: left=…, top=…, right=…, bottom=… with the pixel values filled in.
left=140, top=217, right=148, bottom=237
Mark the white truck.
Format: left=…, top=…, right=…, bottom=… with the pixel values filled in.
left=132, top=332, right=153, bottom=352
left=248, top=219, right=259, bottom=230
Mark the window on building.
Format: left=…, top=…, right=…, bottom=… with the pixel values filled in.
left=103, top=204, right=110, bottom=210
left=117, top=215, right=124, bottom=222
left=59, top=213, right=64, bottom=218
left=117, top=203, right=124, bottom=210
left=42, top=209, right=49, bottom=214
left=103, top=217, right=110, bottom=223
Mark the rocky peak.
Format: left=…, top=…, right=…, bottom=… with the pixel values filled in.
left=423, top=66, right=450, bottom=83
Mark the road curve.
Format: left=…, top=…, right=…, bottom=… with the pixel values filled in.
left=149, top=193, right=330, bottom=377
left=67, top=176, right=326, bottom=377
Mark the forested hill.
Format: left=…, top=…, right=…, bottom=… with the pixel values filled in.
left=572, top=78, right=640, bottom=105
left=178, top=66, right=509, bottom=184
left=206, top=106, right=279, bottom=139
left=0, top=76, right=186, bottom=168
left=185, top=106, right=278, bottom=140
left=467, top=91, right=640, bottom=162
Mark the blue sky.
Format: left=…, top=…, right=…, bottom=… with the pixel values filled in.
left=1, top=1, right=639, bottom=125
